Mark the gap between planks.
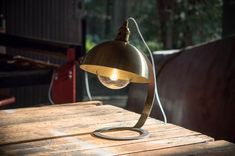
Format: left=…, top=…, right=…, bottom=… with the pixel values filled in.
left=0, top=113, right=162, bottom=145
left=2, top=134, right=213, bottom=156
left=0, top=125, right=213, bottom=155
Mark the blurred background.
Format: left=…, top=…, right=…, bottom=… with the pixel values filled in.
left=83, top=0, right=223, bottom=107
left=0, top=0, right=233, bottom=108
left=85, top=0, right=222, bottom=51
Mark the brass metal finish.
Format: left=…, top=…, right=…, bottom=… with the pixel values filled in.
left=134, top=59, right=155, bottom=128
left=80, top=41, right=149, bottom=83
left=92, top=127, right=149, bottom=140
left=115, top=20, right=130, bottom=42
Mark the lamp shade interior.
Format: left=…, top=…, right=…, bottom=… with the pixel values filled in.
left=80, top=41, right=150, bottom=83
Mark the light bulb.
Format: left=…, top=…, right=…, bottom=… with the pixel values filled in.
left=98, top=75, right=129, bottom=89
left=97, top=69, right=130, bottom=89
left=110, top=72, right=118, bottom=81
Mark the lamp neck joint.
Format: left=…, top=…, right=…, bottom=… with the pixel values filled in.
left=115, top=20, right=130, bottom=42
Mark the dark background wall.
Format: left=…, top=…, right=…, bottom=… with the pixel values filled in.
left=222, top=0, right=235, bottom=37
left=0, top=0, right=84, bottom=108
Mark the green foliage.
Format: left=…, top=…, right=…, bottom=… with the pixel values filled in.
left=173, top=0, right=222, bottom=48
left=85, top=35, right=96, bottom=52
left=146, top=41, right=163, bottom=51
left=85, top=0, right=222, bottom=50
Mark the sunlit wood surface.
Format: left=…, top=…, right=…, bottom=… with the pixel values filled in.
left=0, top=101, right=234, bottom=155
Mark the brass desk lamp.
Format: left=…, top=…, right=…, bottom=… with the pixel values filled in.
left=80, top=18, right=166, bottom=140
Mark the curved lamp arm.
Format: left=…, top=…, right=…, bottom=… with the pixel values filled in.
left=134, top=60, right=155, bottom=128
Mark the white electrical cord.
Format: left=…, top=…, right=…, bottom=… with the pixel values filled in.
left=85, top=72, right=93, bottom=101
left=128, top=17, right=167, bottom=123
left=48, top=71, right=55, bottom=104
left=48, top=70, right=93, bottom=104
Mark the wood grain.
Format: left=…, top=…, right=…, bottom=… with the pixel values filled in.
left=0, top=103, right=160, bottom=145
left=0, top=101, right=234, bottom=156
left=0, top=127, right=211, bottom=155
left=123, top=140, right=235, bottom=156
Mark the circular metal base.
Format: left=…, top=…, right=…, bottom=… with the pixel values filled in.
left=92, top=127, right=149, bottom=140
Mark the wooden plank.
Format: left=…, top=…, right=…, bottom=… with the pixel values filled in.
left=0, top=125, right=212, bottom=155
left=0, top=101, right=102, bottom=116
left=123, top=140, right=235, bottom=156
left=0, top=111, right=151, bottom=134
left=0, top=101, right=102, bottom=118
left=0, top=104, right=163, bottom=145
left=0, top=123, right=180, bottom=151
left=0, top=102, right=105, bottom=126
left=0, top=105, right=149, bottom=129
left=0, top=102, right=98, bottom=119
left=2, top=103, right=230, bottom=156
left=2, top=135, right=212, bottom=155
left=72, top=135, right=212, bottom=156
left=0, top=118, right=159, bottom=146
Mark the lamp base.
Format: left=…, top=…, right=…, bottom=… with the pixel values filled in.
left=92, top=127, right=149, bottom=140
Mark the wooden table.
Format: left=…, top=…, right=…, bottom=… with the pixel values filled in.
left=0, top=101, right=235, bottom=155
